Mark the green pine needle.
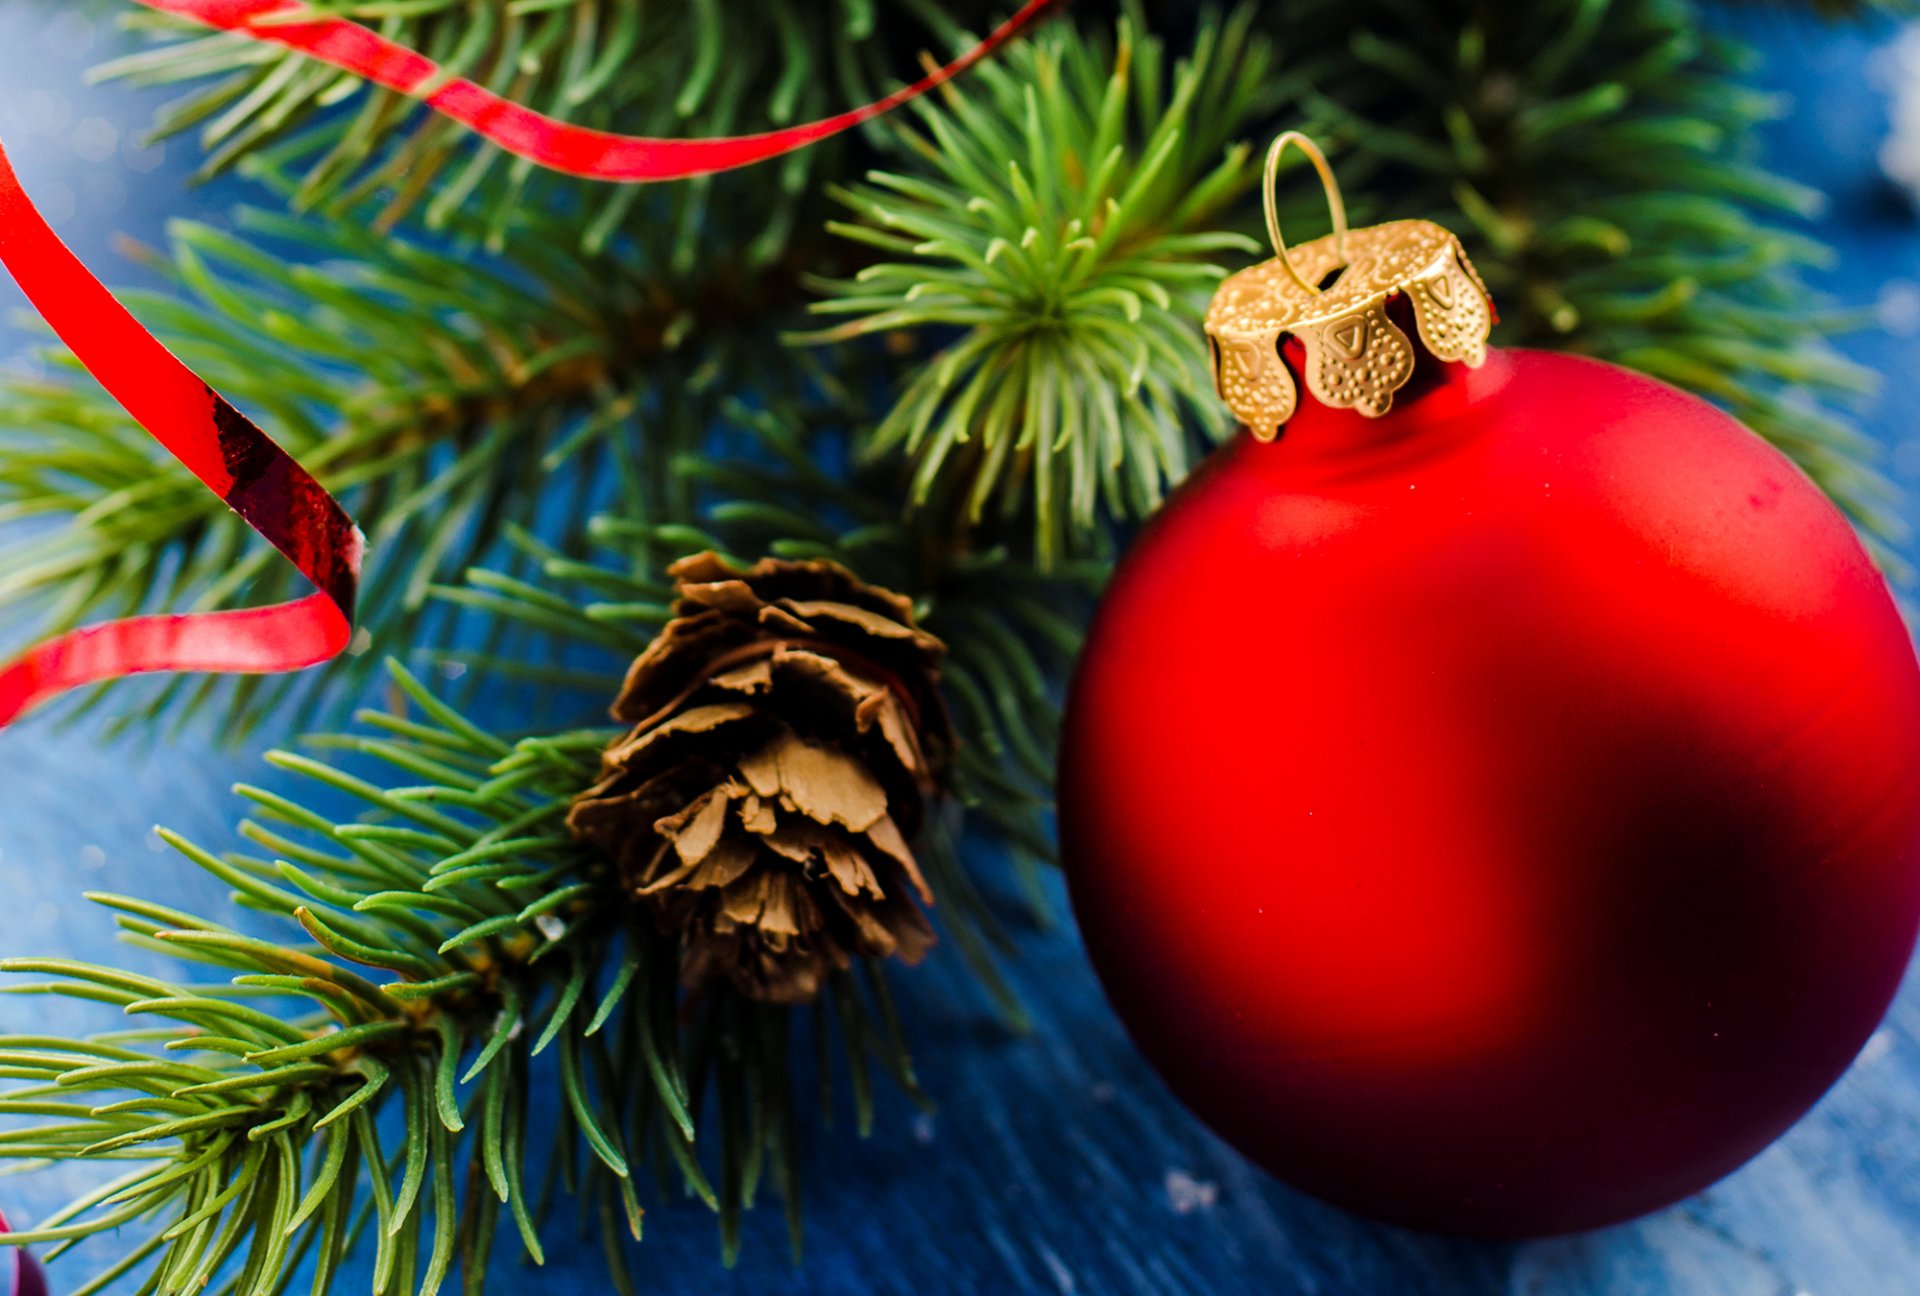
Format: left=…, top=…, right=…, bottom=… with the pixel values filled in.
left=466, top=398, right=1087, bottom=978
left=0, top=658, right=945, bottom=1293
left=0, top=185, right=822, bottom=736
left=802, top=5, right=1283, bottom=565
left=99, top=0, right=1016, bottom=244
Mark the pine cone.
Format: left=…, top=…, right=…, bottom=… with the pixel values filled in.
left=568, top=553, right=952, bottom=1004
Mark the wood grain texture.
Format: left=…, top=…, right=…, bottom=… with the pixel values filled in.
left=3, top=715, right=1917, bottom=1294
left=3, top=4, right=1920, bottom=1292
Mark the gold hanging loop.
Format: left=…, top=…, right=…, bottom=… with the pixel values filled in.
left=1210, top=128, right=1495, bottom=439
left=1264, top=131, right=1349, bottom=297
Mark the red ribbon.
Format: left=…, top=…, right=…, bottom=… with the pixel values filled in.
left=0, top=142, right=362, bottom=726
left=0, top=3, right=1056, bottom=725
left=134, top=0, right=1066, bottom=181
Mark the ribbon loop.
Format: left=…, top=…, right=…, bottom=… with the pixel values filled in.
left=0, top=143, right=363, bottom=726
left=0, top=1, right=1058, bottom=725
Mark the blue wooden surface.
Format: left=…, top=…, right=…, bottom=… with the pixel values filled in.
left=6, top=6, right=1920, bottom=1293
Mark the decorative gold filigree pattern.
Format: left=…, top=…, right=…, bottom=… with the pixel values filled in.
left=1205, top=219, right=1494, bottom=440
left=1211, top=331, right=1296, bottom=432
left=1301, top=300, right=1415, bottom=418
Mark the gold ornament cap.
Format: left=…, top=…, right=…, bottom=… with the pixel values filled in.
left=1207, top=132, right=1496, bottom=441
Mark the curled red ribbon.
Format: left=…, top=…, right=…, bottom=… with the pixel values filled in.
left=134, top=0, right=1066, bottom=181
left=0, top=3, right=1055, bottom=726
left=0, top=142, right=363, bottom=726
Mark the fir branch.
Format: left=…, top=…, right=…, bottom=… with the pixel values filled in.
left=0, top=661, right=941, bottom=1293
left=451, top=400, right=1091, bottom=1000
left=98, top=0, right=1019, bottom=242
left=0, top=184, right=831, bottom=735
left=1266, top=0, right=1906, bottom=566
left=801, top=5, right=1283, bottom=564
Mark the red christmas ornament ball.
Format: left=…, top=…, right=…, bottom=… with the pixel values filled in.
left=1059, top=347, right=1920, bottom=1236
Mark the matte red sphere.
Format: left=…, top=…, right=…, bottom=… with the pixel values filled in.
left=1059, top=348, right=1920, bottom=1236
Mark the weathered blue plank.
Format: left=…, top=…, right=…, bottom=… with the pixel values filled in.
left=4, top=5, right=1920, bottom=1293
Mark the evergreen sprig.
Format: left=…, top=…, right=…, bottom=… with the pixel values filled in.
left=0, top=405, right=1079, bottom=1292
left=0, top=2, right=1909, bottom=1291
left=0, top=181, right=828, bottom=734
left=804, top=6, right=1281, bottom=563
left=97, top=0, right=1014, bottom=243
left=0, top=660, right=953, bottom=1294
left=8, top=0, right=1901, bottom=742
left=451, top=400, right=1093, bottom=964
